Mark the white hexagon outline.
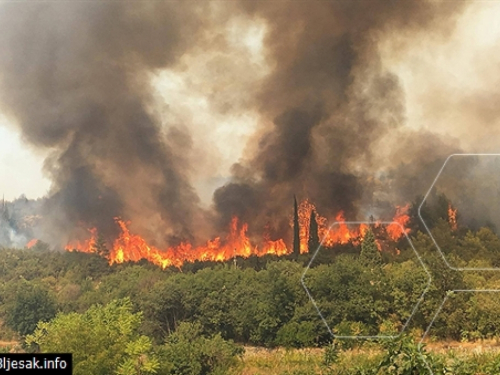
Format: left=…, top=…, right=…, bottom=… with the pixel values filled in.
left=419, top=153, right=500, bottom=271
left=300, top=220, right=432, bottom=340
left=418, top=289, right=500, bottom=375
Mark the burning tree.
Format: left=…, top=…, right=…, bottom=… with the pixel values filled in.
left=293, top=195, right=300, bottom=258
left=308, top=210, right=320, bottom=253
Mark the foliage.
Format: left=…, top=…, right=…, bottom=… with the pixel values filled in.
left=322, top=342, right=340, bottom=368
left=3, top=216, right=500, bottom=348
left=159, top=322, right=243, bottom=375
left=275, top=321, right=317, bottom=348
left=4, top=281, right=56, bottom=336
left=117, top=336, right=160, bottom=375
left=376, top=335, right=433, bottom=375
left=26, top=298, right=155, bottom=375
left=360, top=229, right=381, bottom=267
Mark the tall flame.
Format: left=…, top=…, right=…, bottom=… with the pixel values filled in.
left=65, top=200, right=411, bottom=269
left=386, top=204, right=411, bottom=241
left=66, top=216, right=288, bottom=269
left=294, top=200, right=409, bottom=252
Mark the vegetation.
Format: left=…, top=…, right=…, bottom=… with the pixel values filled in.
left=1, top=195, right=500, bottom=373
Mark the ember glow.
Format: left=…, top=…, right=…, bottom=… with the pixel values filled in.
left=448, top=203, right=458, bottom=231
left=26, top=239, right=38, bottom=248
left=65, top=200, right=411, bottom=269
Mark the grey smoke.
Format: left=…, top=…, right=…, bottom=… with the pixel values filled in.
left=0, top=2, right=212, bottom=246
left=0, top=1, right=488, bottom=250
left=212, top=0, right=467, bottom=242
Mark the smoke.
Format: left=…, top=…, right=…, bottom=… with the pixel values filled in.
left=0, top=196, right=42, bottom=248
left=0, top=2, right=214, bottom=246
left=0, top=1, right=489, bottom=249
left=423, top=156, right=500, bottom=232
left=212, top=0, right=467, bottom=241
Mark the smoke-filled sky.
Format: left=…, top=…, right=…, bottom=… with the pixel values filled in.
left=1, top=1, right=500, bottom=247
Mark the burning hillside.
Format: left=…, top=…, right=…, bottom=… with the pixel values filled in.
left=64, top=199, right=411, bottom=269
left=1, top=1, right=498, bottom=258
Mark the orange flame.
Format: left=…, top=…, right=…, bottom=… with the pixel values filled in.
left=448, top=203, right=458, bottom=231
left=26, top=239, right=38, bottom=248
left=66, top=200, right=411, bottom=268
left=386, top=204, right=411, bottom=241
left=65, top=227, right=97, bottom=253
left=66, top=217, right=288, bottom=269
left=295, top=200, right=364, bottom=252
left=293, top=200, right=409, bottom=252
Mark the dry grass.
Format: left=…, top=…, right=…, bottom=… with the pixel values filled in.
left=234, top=347, right=324, bottom=375
left=425, top=339, right=500, bottom=354
left=0, top=341, right=18, bottom=347
left=231, top=342, right=500, bottom=375
left=232, top=346, right=382, bottom=375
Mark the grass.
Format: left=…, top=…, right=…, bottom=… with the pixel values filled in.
left=231, top=346, right=382, bottom=375
left=231, top=341, right=500, bottom=375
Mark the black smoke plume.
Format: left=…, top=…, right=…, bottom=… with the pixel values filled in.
left=213, top=0, right=466, bottom=242
left=0, top=1, right=481, bottom=250
left=0, top=2, right=212, bottom=246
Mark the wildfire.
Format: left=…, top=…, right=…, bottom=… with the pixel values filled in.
left=448, top=203, right=458, bottom=231
left=386, top=204, right=411, bottom=241
left=295, top=200, right=410, bottom=252
left=65, top=227, right=97, bottom=253
left=65, top=216, right=288, bottom=269
left=65, top=200, right=411, bottom=269
left=26, top=239, right=38, bottom=248
left=296, top=200, right=367, bottom=252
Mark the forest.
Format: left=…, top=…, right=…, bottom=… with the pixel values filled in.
left=1, top=194, right=500, bottom=374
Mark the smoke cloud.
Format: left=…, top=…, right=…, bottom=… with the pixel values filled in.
left=0, top=2, right=214, bottom=246
left=1, top=1, right=493, bottom=248
left=212, top=0, right=467, bottom=242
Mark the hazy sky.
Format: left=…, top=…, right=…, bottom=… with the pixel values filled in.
left=1, top=1, right=500, bottom=202
left=0, top=116, right=50, bottom=200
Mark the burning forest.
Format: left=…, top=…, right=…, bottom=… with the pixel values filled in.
left=60, top=198, right=412, bottom=269
left=4, top=3, right=500, bottom=372
left=0, top=1, right=499, bottom=269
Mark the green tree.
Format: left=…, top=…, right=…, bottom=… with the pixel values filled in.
left=160, top=322, right=243, bottom=375
left=26, top=298, right=156, bottom=375
left=116, top=336, right=159, bottom=375
left=275, top=321, right=316, bottom=348
left=5, top=281, right=56, bottom=336
left=360, top=229, right=381, bottom=267
left=377, top=335, right=437, bottom=375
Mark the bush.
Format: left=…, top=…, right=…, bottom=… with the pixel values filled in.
left=322, top=342, right=340, bottom=367
left=5, top=281, right=56, bottom=336
left=376, top=335, right=433, bottom=375
left=159, top=322, right=243, bottom=375
left=26, top=298, right=156, bottom=375
left=275, top=321, right=317, bottom=348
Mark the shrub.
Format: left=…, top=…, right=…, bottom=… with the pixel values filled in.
left=159, top=322, right=243, bottom=375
